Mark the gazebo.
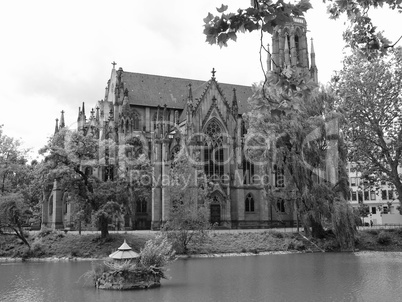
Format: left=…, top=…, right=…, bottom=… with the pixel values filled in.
left=109, top=240, right=140, bottom=260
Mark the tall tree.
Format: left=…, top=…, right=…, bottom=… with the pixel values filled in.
left=244, top=78, right=356, bottom=248
left=0, top=125, right=28, bottom=194
left=162, top=150, right=212, bottom=254
left=40, top=128, right=151, bottom=237
left=333, top=48, right=402, bottom=212
left=0, top=193, right=31, bottom=248
left=0, top=126, right=38, bottom=247
left=203, top=1, right=357, bottom=248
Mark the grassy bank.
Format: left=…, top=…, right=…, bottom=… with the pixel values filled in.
left=2, top=228, right=402, bottom=260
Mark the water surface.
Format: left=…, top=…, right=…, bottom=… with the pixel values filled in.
left=1, top=252, right=401, bottom=302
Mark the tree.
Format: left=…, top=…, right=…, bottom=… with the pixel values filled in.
left=0, top=125, right=29, bottom=194
left=244, top=78, right=356, bottom=248
left=0, top=193, right=31, bottom=248
left=333, top=48, right=402, bottom=212
left=162, top=150, right=212, bottom=254
left=203, top=1, right=357, bottom=249
left=0, top=126, right=40, bottom=247
left=325, top=0, right=402, bottom=57
left=40, top=128, right=98, bottom=233
left=40, top=128, right=152, bottom=237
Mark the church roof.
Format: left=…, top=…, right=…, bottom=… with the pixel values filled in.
left=121, top=71, right=252, bottom=114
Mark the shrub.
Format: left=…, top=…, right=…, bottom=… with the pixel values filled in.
left=366, top=229, right=379, bottom=235
left=285, top=238, right=305, bottom=251
left=30, top=241, right=46, bottom=257
left=322, top=239, right=340, bottom=252
left=140, top=234, right=176, bottom=271
left=377, top=231, right=392, bottom=245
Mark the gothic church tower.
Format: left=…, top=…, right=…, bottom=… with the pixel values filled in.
left=268, top=16, right=318, bottom=82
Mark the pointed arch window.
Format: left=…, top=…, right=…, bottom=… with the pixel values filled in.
left=294, top=35, right=300, bottom=64
left=245, top=193, right=255, bottom=212
left=277, top=198, right=285, bottom=213
left=274, top=164, right=285, bottom=188
left=153, top=111, right=164, bottom=130
left=136, top=198, right=147, bottom=213
left=204, top=119, right=224, bottom=178
left=243, top=156, right=255, bottom=184
left=133, top=111, right=140, bottom=130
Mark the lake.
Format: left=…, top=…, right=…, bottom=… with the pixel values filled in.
left=1, top=252, right=402, bottom=302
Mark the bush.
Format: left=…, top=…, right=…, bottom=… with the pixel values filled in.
left=377, top=231, right=392, bottom=245
left=366, top=229, right=379, bottom=235
left=140, top=235, right=176, bottom=269
left=285, top=238, right=305, bottom=251
left=322, top=239, right=340, bottom=252
left=30, top=241, right=46, bottom=257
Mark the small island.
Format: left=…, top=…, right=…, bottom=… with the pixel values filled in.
left=91, top=236, right=175, bottom=290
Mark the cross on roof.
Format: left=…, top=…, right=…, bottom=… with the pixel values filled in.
left=211, top=68, right=216, bottom=79
left=111, top=61, right=117, bottom=68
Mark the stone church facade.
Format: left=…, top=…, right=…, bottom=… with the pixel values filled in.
left=43, top=16, right=317, bottom=230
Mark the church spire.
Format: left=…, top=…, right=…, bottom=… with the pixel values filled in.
left=82, top=102, right=86, bottom=121
left=96, top=106, right=100, bottom=122
left=59, top=110, right=65, bottom=128
left=186, top=84, right=193, bottom=134
left=54, top=118, right=59, bottom=134
left=187, top=83, right=193, bottom=106
left=232, top=88, right=238, bottom=117
left=310, top=38, right=318, bottom=82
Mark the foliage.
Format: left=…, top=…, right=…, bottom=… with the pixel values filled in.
left=0, top=193, right=32, bottom=248
left=331, top=198, right=357, bottom=250
left=204, top=0, right=401, bottom=62
left=244, top=75, right=356, bottom=248
left=333, top=48, right=402, bottom=212
left=0, top=125, right=29, bottom=194
left=162, top=151, right=212, bottom=254
left=203, top=1, right=311, bottom=48
left=377, top=230, right=393, bottom=245
left=139, top=234, right=176, bottom=273
left=325, top=0, right=402, bottom=57
left=85, top=235, right=175, bottom=285
left=39, top=128, right=99, bottom=232
left=284, top=237, right=305, bottom=251
left=203, top=1, right=313, bottom=94
left=39, top=128, right=152, bottom=237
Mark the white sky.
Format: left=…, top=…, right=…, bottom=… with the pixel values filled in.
left=0, top=0, right=401, bottom=159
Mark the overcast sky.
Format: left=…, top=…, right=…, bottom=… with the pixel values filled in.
left=1, top=0, right=401, bottom=159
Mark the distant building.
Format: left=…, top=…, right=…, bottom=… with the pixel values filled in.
left=348, top=163, right=402, bottom=225
left=43, top=17, right=319, bottom=230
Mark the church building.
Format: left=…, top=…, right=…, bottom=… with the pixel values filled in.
left=43, top=16, right=317, bottom=230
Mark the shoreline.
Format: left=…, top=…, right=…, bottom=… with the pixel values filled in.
left=3, top=249, right=402, bottom=263
left=0, top=250, right=303, bottom=263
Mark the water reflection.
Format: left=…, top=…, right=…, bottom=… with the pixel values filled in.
left=1, top=253, right=402, bottom=302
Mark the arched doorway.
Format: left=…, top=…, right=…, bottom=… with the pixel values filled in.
left=210, top=195, right=222, bottom=225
